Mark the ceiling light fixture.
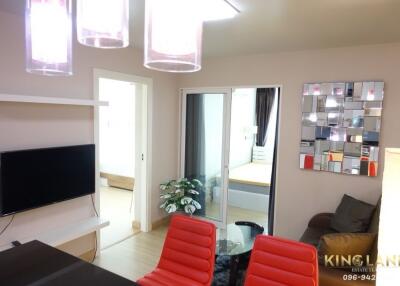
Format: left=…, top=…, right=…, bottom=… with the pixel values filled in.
left=25, top=0, right=239, bottom=76
left=201, top=0, right=240, bottom=22
left=25, top=0, right=73, bottom=76
left=77, top=0, right=129, bottom=48
left=144, top=0, right=203, bottom=73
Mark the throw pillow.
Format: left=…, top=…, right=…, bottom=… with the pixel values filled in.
left=318, top=233, right=377, bottom=267
left=319, top=233, right=377, bottom=256
left=330, top=194, right=375, bottom=233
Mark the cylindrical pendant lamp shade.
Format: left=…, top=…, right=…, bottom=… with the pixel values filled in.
left=144, top=0, right=203, bottom=73
left=377, top=148, right=400, bottom=285
left=77, top=0, right=129, bottom=48
left=25, top=0, right=72, bottom=76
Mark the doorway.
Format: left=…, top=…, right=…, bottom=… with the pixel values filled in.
left=99, top=78, right=136, bottom=249
left=180, top=86, right=281, bottom=232
left=94, top=69, right=152, bottom=249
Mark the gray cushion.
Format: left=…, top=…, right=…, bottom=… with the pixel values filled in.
left=330, top=194, right=375, bottom=233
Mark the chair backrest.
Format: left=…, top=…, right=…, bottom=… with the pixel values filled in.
left=157, top=214, right=216, bottom=286
left=245, top=235, right=318, bottom=286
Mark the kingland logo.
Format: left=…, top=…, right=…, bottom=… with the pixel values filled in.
left=325, top=254, right=400, bottom=270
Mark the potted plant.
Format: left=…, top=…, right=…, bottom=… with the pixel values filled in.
left=160, top=178, right=203, bottom=215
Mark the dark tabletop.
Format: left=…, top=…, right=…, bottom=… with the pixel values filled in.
left=216, top=223, right=263, bottom=256
left=0, top=240, right=138, bottom=286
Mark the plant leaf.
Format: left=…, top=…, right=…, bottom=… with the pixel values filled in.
left=184, top=204, right=196, bottom=214
left=192, top=200, right=202, bottom=209
left=181, top=197, right=193, bottom=205
left=192, top=179, right=203, bottom=186
left=187, top=189, right=199, bottom=195
left=165, top=203, right=177, bottom=213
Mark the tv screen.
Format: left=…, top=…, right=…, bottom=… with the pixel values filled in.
left=0, top=144, right=95, bottom=216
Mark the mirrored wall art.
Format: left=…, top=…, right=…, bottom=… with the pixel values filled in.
left=300, top=81, right=384, bottom=177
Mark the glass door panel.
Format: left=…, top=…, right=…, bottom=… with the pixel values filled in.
left=181, top=90, right=231, bottom=226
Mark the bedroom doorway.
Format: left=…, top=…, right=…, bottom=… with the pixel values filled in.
left=94, top=69, right=152, bottom=250
left=180, top=86, right=281, bottom=232
left=98, top=78, right=137, bottom=249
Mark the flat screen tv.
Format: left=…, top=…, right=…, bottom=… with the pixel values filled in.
left=0, top=144, right=95, bottom=216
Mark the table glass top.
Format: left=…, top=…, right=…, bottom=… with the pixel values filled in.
left=216, top=223, right=264, bottom=256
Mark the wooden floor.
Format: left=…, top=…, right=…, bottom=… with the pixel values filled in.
left=94, top=225, right=168, bottom=281
left=94, top=205, right=267, bottom=282
left=100, top=185, right=139, bottom=249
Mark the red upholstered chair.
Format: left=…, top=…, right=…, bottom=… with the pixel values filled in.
left=244, top=235, right=318, bottom=286
left=137, top=214, right=216, bottom=286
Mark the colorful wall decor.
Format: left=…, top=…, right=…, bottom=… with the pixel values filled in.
left=300, top=81, right=384, bottom=176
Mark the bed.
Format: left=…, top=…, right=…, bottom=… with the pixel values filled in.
left=228, top=162, right=271, bottom=190
left=213, top=162, right=272, bottom=211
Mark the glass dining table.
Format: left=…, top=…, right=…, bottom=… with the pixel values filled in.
left=215, top=222, right=265, bottom=286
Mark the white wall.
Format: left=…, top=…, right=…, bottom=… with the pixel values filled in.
left=229, top=88, right=256, bottom=168
left=99, top=78, right=135, bottom=178
left=0, top=10, right=179, bottom=250
left=0, top=103, right=94, bottom=249
left=179, top=43, right=400, bottom=240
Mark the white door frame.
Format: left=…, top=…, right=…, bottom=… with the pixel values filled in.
left=179, top=88, right=232, bottom=229
left=93, top=69, right=153, bottom=241
left=179, top=85, right=283, bottom=234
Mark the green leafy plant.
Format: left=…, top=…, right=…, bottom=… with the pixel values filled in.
left=160, top=178, right=203, bottom=215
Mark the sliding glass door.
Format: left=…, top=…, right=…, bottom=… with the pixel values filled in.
left=181, top=87, right=280, bottom=232
left=180, top=89, right=231, bottom=228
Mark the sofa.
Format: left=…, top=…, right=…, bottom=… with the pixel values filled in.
left=300, top=195, right=381, bottom=286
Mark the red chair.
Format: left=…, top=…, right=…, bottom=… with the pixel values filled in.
left=137, top=214, right=216, bottom=286
left=244, top=235, right=318, bottom=286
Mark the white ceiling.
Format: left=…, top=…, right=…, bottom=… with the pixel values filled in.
left=2, top=0, right=400, bottom=57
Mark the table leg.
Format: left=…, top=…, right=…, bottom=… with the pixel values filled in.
left=228, top=256, right=240, bottom=286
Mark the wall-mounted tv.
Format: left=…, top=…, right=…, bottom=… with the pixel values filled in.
left=0, top=144, right=95, bottom=216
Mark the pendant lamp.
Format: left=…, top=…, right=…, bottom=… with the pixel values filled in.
left=77, top=0, right=129, bottom=48
left=25, top=0, right=73, bottom=76
left=144, top=0, right=203, bottom=73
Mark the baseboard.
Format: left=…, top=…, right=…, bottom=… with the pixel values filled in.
left=131, top=216, right=171, bottom=232
left=132, top=217, right=169, bottom=231
left=132, top=220, right=141, bottom=230
left=152, top=216, right=171, bottom=229
left=79, top=249, right=96, bottom=262
left=100, top=172, right=135, bottom=190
